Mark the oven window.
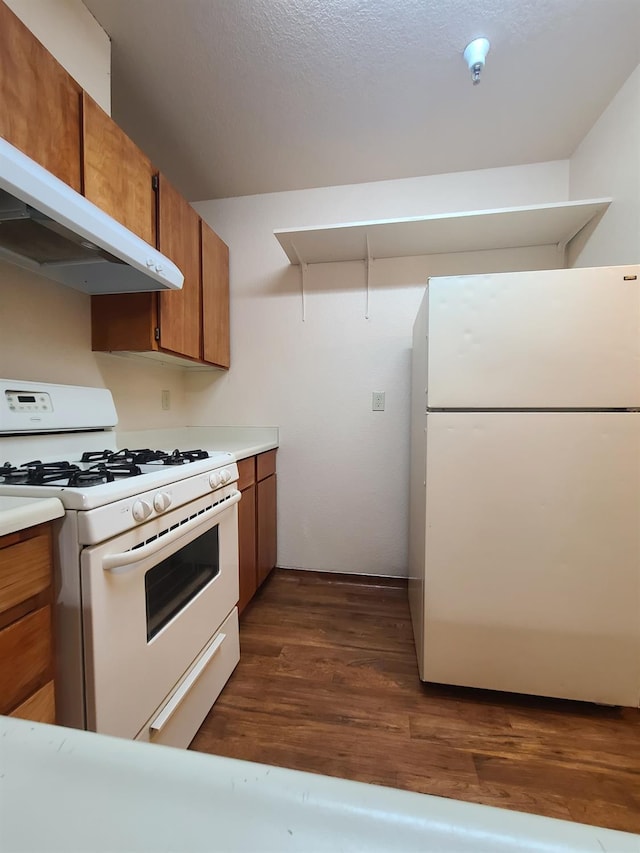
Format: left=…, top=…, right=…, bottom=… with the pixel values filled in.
left=145, top=525, right=220, bottom=641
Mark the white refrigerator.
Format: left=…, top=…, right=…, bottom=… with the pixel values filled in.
left=408, top=265, right=640, bottom=707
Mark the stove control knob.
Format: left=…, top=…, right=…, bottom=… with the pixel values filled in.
left=209, top=471, right=222, bottom=489
left=153, top=492, right=172, bottom=513
left=220, top=468, right=232, bottom=484
left=132, top=499, right=153, bottom=522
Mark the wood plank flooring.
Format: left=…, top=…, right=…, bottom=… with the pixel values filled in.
left=190, top=569, right=640, bottom=834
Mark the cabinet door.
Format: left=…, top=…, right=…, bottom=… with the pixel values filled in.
left=238, top=483, right=257, bottom=614
left=157, top=175, right=201, bottom=360
left=91, top=292, right=158, bottom=353
left=201, top=220, right=230, bottom=368
left=257, top=474, right=277, bottom=586
left=82, top=93, right=156, bottom=245
left=0, top=1, right=81, bottom=189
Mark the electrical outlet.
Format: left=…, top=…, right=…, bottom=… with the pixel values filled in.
left=372, top=391, right=385, bottom=411
left=161, top=389, right=171, bottom=411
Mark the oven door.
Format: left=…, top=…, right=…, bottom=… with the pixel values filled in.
left=80, top=486, right=240, bottom=739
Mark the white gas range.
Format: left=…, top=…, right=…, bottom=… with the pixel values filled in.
left=0, top=378, right=241, bottom=749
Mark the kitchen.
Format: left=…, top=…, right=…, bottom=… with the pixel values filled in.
left=1, top=0, right=639, bottom=849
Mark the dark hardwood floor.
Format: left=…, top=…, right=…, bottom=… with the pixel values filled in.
left=190, top=569, right=640, bottom=834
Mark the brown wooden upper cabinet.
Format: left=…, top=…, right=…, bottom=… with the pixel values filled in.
left=202, top=219, right=230, bottom=368
left=82, top=93, right=156, bottom=245
left=0, top=0, right=82, bottom=190
left=0, top=0, right=230, bottom=370
left=156, top=174, right=202, bottom=360
left=91, top=174, right=230, bottom=369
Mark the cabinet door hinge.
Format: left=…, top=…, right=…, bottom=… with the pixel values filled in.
left=154, top=327, right=160, bottom=341
left=151, top=175, right=159, bottom=191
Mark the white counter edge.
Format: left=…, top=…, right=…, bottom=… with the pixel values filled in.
left=0, top=496, right=65, bottom=537
left=1, top=717, right=636, bottom=853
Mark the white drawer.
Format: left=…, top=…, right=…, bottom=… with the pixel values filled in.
left=135, top=608, right=239, bottom=749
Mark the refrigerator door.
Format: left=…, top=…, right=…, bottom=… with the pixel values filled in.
left=420, top=411, right=640, bottom=706
left=426, top=265, right=640, bottom=409
left=408, top=290, right=429, bottom=655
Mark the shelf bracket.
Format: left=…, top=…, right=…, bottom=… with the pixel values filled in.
left=556, top=238, right=569, bottom=267
left=365, top=231, right=372, bottom=320
left=290, top=241, right=307, bottom=322
left=301, top=262, right=309, bottom=322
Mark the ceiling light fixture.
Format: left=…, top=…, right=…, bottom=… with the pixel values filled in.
left=463, top=37, right=490, bottom=85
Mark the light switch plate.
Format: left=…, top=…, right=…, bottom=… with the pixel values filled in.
left=372, top=391, right=385, bottom=411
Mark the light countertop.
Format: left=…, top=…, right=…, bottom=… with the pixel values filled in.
left=115, top=425, right=279, bottom=461
left=1, top=716, right=637, bottom=853
left=0, top=495, right=65, bottom=537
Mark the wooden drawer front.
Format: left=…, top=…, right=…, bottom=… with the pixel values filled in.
left=0, top=606, right=52, bottom=715
left=9, top=680, right=55, bottom=724
left=256, top=450, right=277, bottom=481
left=0, top=529, right=51, bottom=616
left=237, top=456, right=256, bottom=491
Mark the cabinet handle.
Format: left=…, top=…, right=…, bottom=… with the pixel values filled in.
left=149, top=632, right=226, bottom=734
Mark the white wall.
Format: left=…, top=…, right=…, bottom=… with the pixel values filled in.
left=568, top=63, right=640, bottom=267
left=191, top=162, right=569, bottom=577
left=0, top=0, right=189, bottom=430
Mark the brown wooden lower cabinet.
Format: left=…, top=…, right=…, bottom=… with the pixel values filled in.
left=238, top=482, right=257, bottom=614
left=257, top=473, right=277, bottom=586
left=0, top=523, right=56, bottom=723
left=237, top=450, right=277, bottom=615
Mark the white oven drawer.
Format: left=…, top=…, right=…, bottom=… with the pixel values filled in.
left=135, top=607, right=239, bottom=750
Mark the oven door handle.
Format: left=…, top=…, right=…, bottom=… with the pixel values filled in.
left=101, top=490, right=241, bottom=572
left=149, top=631, right=226, bottom=735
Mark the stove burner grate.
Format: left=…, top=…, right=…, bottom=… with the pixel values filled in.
left=1, top=447, right=211, bottom=488
left=0, top=459, right=143, bottom=487
left=156, top=449, right=210, bottom=465
left=70, top=462, right=144, bottom=486
left=1, top=460, right=80, bottom=485
left=80, top=448, right=210, bottom=466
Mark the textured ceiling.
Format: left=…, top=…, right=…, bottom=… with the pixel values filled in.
left=82, top=0, right=640, bottom=201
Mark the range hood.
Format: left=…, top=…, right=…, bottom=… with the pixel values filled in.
left=0, top=137, right=183, bottom=294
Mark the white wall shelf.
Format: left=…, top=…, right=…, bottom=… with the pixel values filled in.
left=274, top=198, right=612, bottom=266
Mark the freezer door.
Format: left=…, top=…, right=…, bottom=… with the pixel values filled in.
left=427, top=265, right=640, bottom=409
left=421, top=411, right=640, bottom=706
